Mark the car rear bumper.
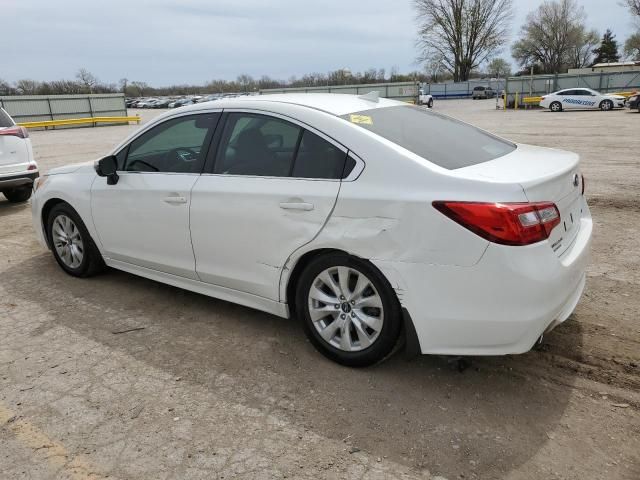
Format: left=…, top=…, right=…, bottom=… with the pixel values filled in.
left=0, top=171, right=39, bottom=190
left=374, top=197, right=592, bottom=356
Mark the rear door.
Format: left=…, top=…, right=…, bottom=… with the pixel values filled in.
left=190, top=111, right=349, bottom=300
left=0, top=108, right=31, bottom=175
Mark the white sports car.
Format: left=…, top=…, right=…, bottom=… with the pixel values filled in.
left=540, top=88, right=626, bottom=112
left=31, top=93, right=591, bottom=366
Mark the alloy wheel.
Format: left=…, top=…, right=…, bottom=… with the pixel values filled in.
left=307, top=266, right=384, bottom=352
left=52, top=214, right=84, bottom=269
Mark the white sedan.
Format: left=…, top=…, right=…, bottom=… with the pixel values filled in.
left=540, top=88, right=626, bottom=112
left=31, top=93, right=592, bottom=366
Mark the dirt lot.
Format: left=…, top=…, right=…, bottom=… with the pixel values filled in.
left=1, top=101, right=639, bottom=480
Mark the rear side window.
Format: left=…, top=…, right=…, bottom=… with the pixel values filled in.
left=213, top=113, right=352, bottom=179
left=0, top=108, right=15, bottom=128
left=214, top=113, right=301, bottom=177
left=292, top=130, right=347, bottom=179
left=341, top=106, right=515, bottom=170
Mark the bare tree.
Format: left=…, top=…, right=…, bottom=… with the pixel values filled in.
left=236, top=74, right=255, bottom=92
left=424, top=54, right=446, bottom=82
left=0, top=78, right=15, bottom=95
left=512, top=0, right=595, bottom=73
left=487, top=58, right=511, bottom=77
left=414, top=0, right=514, bottom=82
left=119, top=78, right=129, bottom=94
left=76, top=68, right=98, bottom=93
left=570, top=27, right=600, bottom=68
left=15, top=79, right=40, bottom=95
left=50, top=80, right=83, bottom=94
left=622, top=0, right=640, bottom=17
left=130, top=81, right=149, bottom=97
left=625, top=33, right=640, bottom=60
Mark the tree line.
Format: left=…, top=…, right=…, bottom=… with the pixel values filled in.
left=0, top=67, right=438, bottom=97
left=415, top=0, right=640, bottom=81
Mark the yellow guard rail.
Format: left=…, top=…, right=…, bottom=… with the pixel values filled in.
left=18, top=116, right=141, bottom=129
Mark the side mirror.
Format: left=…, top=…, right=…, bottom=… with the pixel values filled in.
left=95, top=155, right=119, bottom=185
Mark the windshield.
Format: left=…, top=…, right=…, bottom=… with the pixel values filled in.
left=341, top=105, right=516, bottom=170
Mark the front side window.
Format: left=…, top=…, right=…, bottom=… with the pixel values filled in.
left=341, top=105, right=515, bottom=170
left=124, top=113, right=219, bottom=173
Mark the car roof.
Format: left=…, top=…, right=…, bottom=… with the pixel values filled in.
left=177, top=93, right=405, bottom=117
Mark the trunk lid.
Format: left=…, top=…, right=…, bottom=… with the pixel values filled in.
left=453, top=144, right=583, bottom=257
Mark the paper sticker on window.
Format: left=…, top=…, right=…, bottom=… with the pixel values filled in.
left=349, top=114, right=373, bottom=125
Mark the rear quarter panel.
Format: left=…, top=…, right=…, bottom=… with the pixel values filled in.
left=273, top=104, right=529, bottom=301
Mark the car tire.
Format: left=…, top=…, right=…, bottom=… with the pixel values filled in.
left=47, top=203, right=105, bottom=278
left=427, top=98, right=434, bottom=108
left=600, top=100, right=613, bottom=111
left=3, top=186, right=32, bottom=203
left=550, top=101, right=562, bottom=112
left=295, top=253, right=402, bottom=367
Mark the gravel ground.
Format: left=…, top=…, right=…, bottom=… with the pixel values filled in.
left=1, top=102, right=639, bottom=480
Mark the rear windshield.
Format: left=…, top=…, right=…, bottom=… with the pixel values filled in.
left=0, top=108, right=14, bottom=128
left=341, top=105, right=515, bottom=170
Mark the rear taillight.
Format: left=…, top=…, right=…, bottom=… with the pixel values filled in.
left=0, top=126, right=29, bottom=138
left=433, top=201, right=561, bottom=246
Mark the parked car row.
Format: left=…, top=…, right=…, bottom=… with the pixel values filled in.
left=126, top=93, right=253, bottom=110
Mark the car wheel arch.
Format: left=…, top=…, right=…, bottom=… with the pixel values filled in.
left=285, top=248, right=420, bottom=361
left=41, top=198, right=68, bottom=249
left=283, top=248, right=406, bottom=317
left=284, top=248, right=347, bottom=317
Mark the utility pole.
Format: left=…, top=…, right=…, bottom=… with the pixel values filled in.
left=529, top=65, right=534, bottom=97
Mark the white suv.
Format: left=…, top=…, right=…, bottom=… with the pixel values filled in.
left=0, top=107, right=38, bottom=203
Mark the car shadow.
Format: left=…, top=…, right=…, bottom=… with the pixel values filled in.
left=2, top=254, right=582, bottom=479
left=0, top=198, right=31, bottom=218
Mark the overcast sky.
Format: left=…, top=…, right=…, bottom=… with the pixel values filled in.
left=1, top=0, right=635, bottom=86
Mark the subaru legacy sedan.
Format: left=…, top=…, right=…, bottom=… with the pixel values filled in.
left=31, top=93, right=592, bottom=366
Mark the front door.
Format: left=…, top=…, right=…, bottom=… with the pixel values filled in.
left=91, top=112, right=220, bottom=279
left=190, top=112, right=349, bottom=300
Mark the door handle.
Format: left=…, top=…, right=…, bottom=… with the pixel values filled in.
left=163, top=195, right=187, bottom=204
left=279, top=201, right=314, bottom=211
